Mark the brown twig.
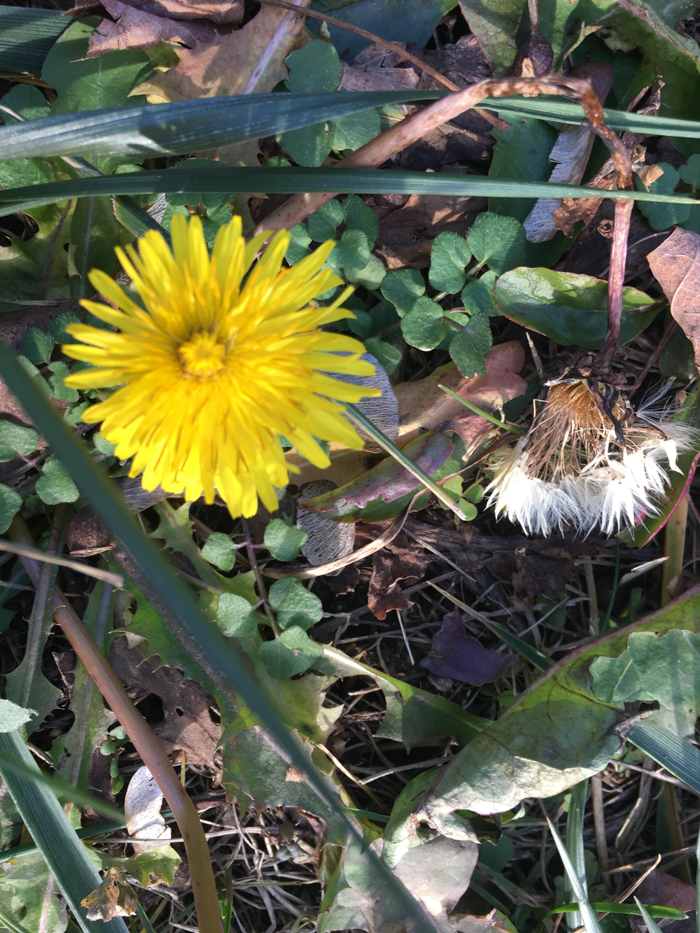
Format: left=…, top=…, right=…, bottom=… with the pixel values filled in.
left=240, top=516, right=280, bottom=635
left=8, top=516, right=223, bottom=933
left=253, top=74, right=615, bottom=238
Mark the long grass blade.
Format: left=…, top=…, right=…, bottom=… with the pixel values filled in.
left=0, top=166, right=695, bottom=215
left=635, top=898, right=665, bottom=933
left=2, top=92, right=700, bottom=163
left=565, top=780, right=589, bottom=931
left=0, top=730, right=128, bottom=933
left=548, top=817, right=604, bottom=933
left=0, top=7, right=67, bottom=75
left=0, top=90, right=438, bottom=162
left=628, top=724, right=700, bottom=793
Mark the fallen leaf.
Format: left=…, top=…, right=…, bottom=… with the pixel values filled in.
left=124, top=766, right=172, bottom=851
left=296, top=481, right=356, bottom=566
left=637, top=869, right=696, bottom=916
left=83, top=0, right=215, bottom=56
left=132, top=1, right=306, bottom=104
left=108, top=635, right=223, bottom=779
left=368, top=537, right=433, bottom=620
left=648, top=226, right=700, bottom=372
left=395, top=341, right=526, bottom=444
left=421, top=611, right=517, bottom=685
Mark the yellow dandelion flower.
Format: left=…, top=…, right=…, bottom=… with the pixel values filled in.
left=63, top=213, right=379, bottom=518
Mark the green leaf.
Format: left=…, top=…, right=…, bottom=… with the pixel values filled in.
left=591, top=630, right=700, bottom=739
left=401, top=297, right=447, bottom=350
left=331, top=108, right=381, bottom=150
left=331, top=228, right=372, bottom=270
left=0, top=852, right=67, bottom=933
left=307, top=199, right=344, bottom=241
left=259, top=626, right=323, bottom=679
left=495, top=268, right=659, bottom=349
left=461, top=270, right=499, bottom=317
left=268, top=576, right=323, bottom=631
left=429, top=231, right=472, bottom=294
left=285, top=223, right=312, bottom=263
left=344, top=253, right=386, bottom=289
left=35, top=457, right=80, bottom=505
left=635, top=163, right=691, bottom=229
left=41, top=20, right=152, bottom=115
left=48, top=309, right=81, bottom=344
left=280, top=123, right=331, bottom=167
left=201, top=532, right=236, bottom=571
left=0, top=423, right=39, bottom=462
left=468, top=212, right=527, bottom=274
left=0, top=700, right=34, bottom=733
left=489, top=116, right=559, bottom=224
left=264, top=519, right=308, bottom=563
left=343, top=193, right=379, bottom=247
left=0, top=485, right=23, bottom=534
left=48, top=361, right=79, bottom=402
left=285, top=40, right=340, bottom=93
left=217, top=593, right=259, bottom=638
left=21, top=327, right=54, bottom=365
left=448, top=311, right=493, bottom=378
left=380, top=267, right=426, bottom=316
left=364, top=337, right=401, bottom=375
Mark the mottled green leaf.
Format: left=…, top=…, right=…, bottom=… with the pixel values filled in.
left=201, top=532, right=236, bottom=571
left=468, top=212, right=527, bottom=275
left=381, top=267, right=425, bottom=316
left=429, top=231, right=472, bottom=294
left=35, top=457, right=79, bottom=505
left=259, top=626, right=323, bottom=678
left=448, top=310, right=493, bottom=378
left=401, top=297, right=446, bottom=350
left=0, top=423, right=39, bottom=462
left=264, top=519, right=307, bottom=563
left=268, top=576, right=322, bottom=631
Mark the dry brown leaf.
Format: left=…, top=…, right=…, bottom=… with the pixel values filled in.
left=84, top=0, right=214, bottom=56
left=647, top=226, right=700, bottom=372
left=395, top=340, right=526, bottom=444
left=132, top=1, right=307, bottom=104
left=368, top=535, right=433, bottom=620
left=109, top=636, right=222, bottom=779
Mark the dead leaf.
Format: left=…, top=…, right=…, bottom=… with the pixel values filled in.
left=109, top=636, right=222, bottom=779
left=648, top=227, right=700, bottom=373
left=637, top=870, right=695, bottom=933
left=132, top=1, right=306, bottom=104
left=125, top=765, right=172, bottom=851
left=421, top=611, right=517, bottom=685
left=395, top=341, right=527, bottom=444
left=70, top=0, right=243, bottom=22
left=368, top=536, right=433, bottom=620
left=83, top=0, right=214, bottom=56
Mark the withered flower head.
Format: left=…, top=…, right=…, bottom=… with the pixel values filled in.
left=487, top=375, right=696, bottom=537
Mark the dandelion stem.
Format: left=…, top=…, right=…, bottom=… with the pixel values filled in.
left=343, top=403, right=468, bottom=521
left=241, top=517, right=281, bottom=636
left=438, top=385, right=525, bottom=435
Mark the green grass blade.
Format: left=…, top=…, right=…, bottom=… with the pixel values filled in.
left=0, top=342, right=438, bottom=933
left=565, top=780, right=588, bottom=931
left=1, top=166, right=696, bottom=215
left=484, top=96, right=700, bottom=138
left=0, top=90, right=439, bottom=162
left=0, top=730, right=129, bottom=933
left=628, top=724, right=700, bottom=793
left=548, top=818, right=604, bottom=933
left=0, top=821, right=126, bottom=865
left=635, top=898, right=665, bottom=933
left=553, top=904, right=687, bottom=919
left=0, top=7, right=67, bottom=75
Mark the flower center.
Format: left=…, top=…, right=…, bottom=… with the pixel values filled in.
left=178, top=331, right=226, bottom=379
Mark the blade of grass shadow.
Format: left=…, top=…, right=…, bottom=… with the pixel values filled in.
left=0, top=342, right=440, bottom=933
left=629, top=725, right=700, bottom=794
left=0, top=730, right=129, bottom=933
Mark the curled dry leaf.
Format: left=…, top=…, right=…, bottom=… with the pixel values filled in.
left=647, top=227, right=700, bottom=373
left=368, top=535, right=433, bottom=620
left=82, top=0, right=215, bottom=56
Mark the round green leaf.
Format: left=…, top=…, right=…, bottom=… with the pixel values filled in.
left=447, top=310, right=492, bottom=377
left=468, top=212, right=527, bottom=274
left=258, top=626, right=322, bottom=679
left=217, top=593, right=258, bottom=637
left=0, top=422, right=39, bottom=462
left=401, top=297, right=446, bottom=350
left=380, top=268, right=425, bottom=317
left=35, top=456, right=79, bottom=505
left=268, top=576, right=322, bottom=631
left=331, top=228, right=371, bottom=271
left=285, top=40, right=340, bottom=94
left=635, top=163, right=690, bottom=230
left=429, top=231, right=472, bottom=294
left=264, top=519, right=308, bottom=563
left=364, top=337, right=401, bottom=375
left=202, top=532, right=236, bottom=571
left=495, top=268, right=659, bottom=349
left=0, top=484, right=22, bottom=534
left=307, top=198, right=344, bottom=242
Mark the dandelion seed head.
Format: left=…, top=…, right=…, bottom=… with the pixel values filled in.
left=487, top=375, right=698, bottom=537
left=63, top=214, right=379, bottom=519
